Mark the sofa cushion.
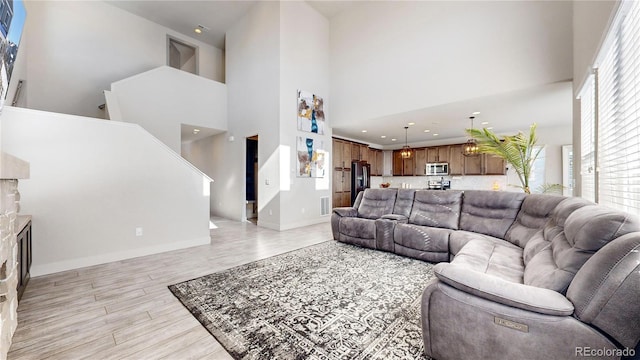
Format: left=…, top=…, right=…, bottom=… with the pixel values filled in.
left=452, top=239, right=524, bottom=283
left=459, top=190, right=525, bottom=239
left=505, top=194, right=566, bottom=248
left=524, top=205, right=640, bottom=293
left=393, top=189, right=416, bottom=217
left=409, top=190, right=462, bottom=229
left=522, top=197, right=593, bottom=265
left=394, top=223, right=451, bottom=253
left=449, top=230, right=506, bottom=256
left=339, top=217, right=376, bottom=240
left=357, top=188, right=397, bottom=219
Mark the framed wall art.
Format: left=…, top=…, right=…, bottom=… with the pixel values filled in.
left=297, top=90, right=325, bottom=135
left=296, top=137, right=326, bottom=178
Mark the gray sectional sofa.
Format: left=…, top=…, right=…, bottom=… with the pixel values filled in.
left=331, top=188, right=640, bottom=360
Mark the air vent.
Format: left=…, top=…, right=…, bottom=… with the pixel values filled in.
left=321, top=197, right=330, bottom=216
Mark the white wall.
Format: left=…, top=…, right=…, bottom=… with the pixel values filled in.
left=278, top=1, right=331, bottom=229
left=329, top=1, right=573, bottom=126
left=223, top=1, right=281, bottom=224
left=21, top=1, right=224, bottom=119
left=572, top=1, right=619, bottom=197
left=222, top=1, right=331, bottom=230
left=1, top=107, right=211, bottom=276
left=110, top=66, right=227, bottom=153
left=181, top=134, right=219, bottom=214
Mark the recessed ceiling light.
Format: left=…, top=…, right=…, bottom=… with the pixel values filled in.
left=194, top=24, right=209, bottom=34
left=472, top=111, right=481, bottom=115
left=193, top=128, right=200, bottom=134
left=481, top=121, right=489, bottom=125
left=391, top=138, right=397, bottom=141
left=486, top=127, right=494, bottom=130
left=408, top=122, right=415, bottom=126
left=381, top=135, right=387, bottom=138
left=433, top=133, right=439, bottom=136
left=424, top=129, right=430, bottom=133
left=362, top=130, right=367, bottom=133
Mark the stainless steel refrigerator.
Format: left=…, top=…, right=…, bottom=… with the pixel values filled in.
left=351, top=160, right=371, bottom=205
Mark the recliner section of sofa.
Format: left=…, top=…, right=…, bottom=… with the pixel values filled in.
left=331, top=188, right=640, bottom=359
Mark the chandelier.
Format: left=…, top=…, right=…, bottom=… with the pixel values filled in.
left=463, top=116, right=480, bottom=157
left=401, top=126, right=412, bottom=159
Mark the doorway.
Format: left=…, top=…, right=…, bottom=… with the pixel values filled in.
left=246, top=136, right=258, bottom=224
left=167, top=36, right=199, bottom=75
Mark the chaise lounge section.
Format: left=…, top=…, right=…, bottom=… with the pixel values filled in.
left=331, top=188, right=640, bottom=359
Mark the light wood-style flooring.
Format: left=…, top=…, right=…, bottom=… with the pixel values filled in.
left=8, top=217, right=332, bottom=359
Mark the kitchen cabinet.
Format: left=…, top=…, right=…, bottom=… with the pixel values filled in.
left=332, top=138, right=375, bottom=207
left=393, top=150, right=414, bottom=176
left=360, top=145, right=369, bottom=163
left=463, top=153, right=506, bottom=175
left=414, top=148, right=427, bottom=176
left=333, top=139, right=343, bottom=169
left=392, top=151, right=403, bottom=176
left=376, top=150, right=384, bottom=176
left=484, top=155, right=506, bottom=175
left=351, top=144, right=360, bottom=161
left=369, top=149, right=383, bottom=176
left=449, top=145, right=464, bottom=175
left=464, top=154, right=483, bottom=175
left=403, top=156, right=415, bottom=176
left=427, top=146, right=449, bottom=163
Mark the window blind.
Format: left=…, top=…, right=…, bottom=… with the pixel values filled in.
left=597, top=0, right=640, bottom=214
left=579, top=75, right=596, bottom=202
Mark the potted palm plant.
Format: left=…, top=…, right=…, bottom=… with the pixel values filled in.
left=466, top=123, right=542, bottom=194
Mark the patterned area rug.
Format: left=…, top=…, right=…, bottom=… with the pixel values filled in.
left=169, top=241, right=434, bottom=359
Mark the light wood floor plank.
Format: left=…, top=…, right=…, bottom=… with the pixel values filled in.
left=8, top=218, right=331, bottom=359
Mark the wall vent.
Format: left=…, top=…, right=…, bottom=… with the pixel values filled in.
left=321, top=197, right=330, bottom=216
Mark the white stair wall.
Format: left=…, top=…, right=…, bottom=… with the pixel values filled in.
left=109, top=66, right=227, bottom=153
left=1, top=106, right=212, bottom=276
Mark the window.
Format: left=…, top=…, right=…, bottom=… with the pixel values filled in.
left=579, top=75, right=596, bottom=202
left=580, top=0, right=640, bottom=215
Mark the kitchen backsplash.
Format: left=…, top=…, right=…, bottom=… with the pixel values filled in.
left=371, top=175, right=521, bottom=192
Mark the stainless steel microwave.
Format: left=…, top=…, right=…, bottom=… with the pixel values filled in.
left=426, top=163, right=449, bottom=176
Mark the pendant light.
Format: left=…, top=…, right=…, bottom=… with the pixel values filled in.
left=400, top=126, right=412, bottom=159
left=463, top=116, right=480, bottom=157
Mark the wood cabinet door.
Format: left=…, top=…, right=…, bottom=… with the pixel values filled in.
left=403, top=157, right=415, bottom=176
left=351, top=144, right=360, bottom=161
left=414, top=148, right=427, bottom=175
left=341, top=141, right=351, bottom=169
left=343, top=169, right=352, bottom=192
left=464, top=154, right=483, bottom=175
left=393, top=151, right=403, bottom=176
left=333, top=168, right=343, bottom=193
left=484, top=155, right=506, bottom=175
left=449, top=145, right=464, bottom=175
left=360, top=145, right=369, bottom=163
left=333, top=192, right=342, bottom=208
left=333, top=139, right=343, bottom=170
left=342, top=192, right=351, bottom=207
left=427, top=147, right=438, bottom=163
left=368, top=149, right=376, bottom=175
left=438, top=146, right=450, bottom=163
left=376, top=150, right=384, bottom=176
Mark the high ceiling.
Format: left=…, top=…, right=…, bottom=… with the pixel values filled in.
left=106, top=1, right=355, bottom=50
left=106, top=1, right=572, bottom=148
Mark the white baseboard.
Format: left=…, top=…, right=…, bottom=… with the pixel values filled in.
left=30, top=236, right=211, bottom=277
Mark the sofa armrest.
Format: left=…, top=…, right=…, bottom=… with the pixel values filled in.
left=434, top=263, right=574, bottom=316
left=380, top=214, right=408, bottom=223
left=333, top=207, right=357, bottom=218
